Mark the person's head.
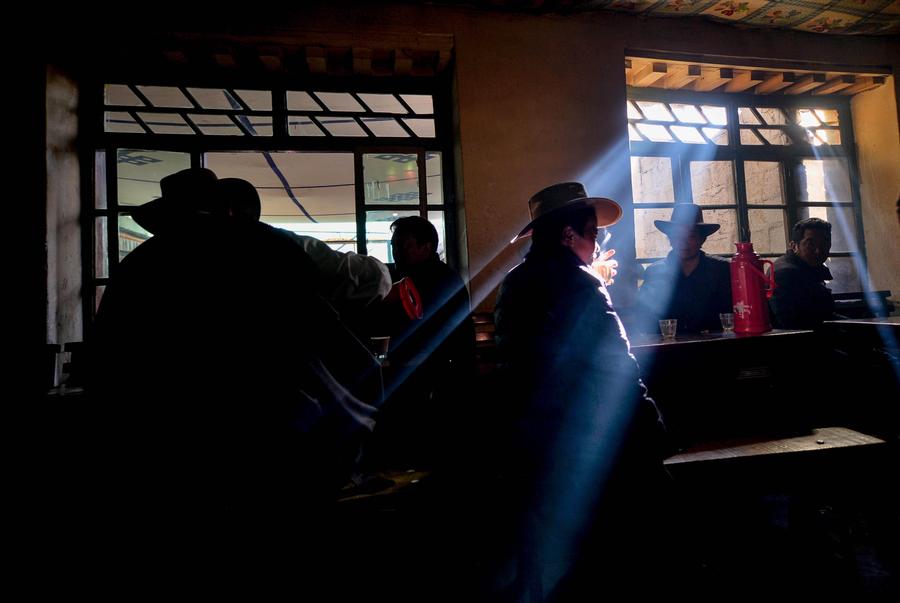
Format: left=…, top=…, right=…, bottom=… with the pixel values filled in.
left=789, top=217, right=831, bottom=267
left=218, top=178, right=262, bottom=222
left=391, top=216, right=439, bottom=271
left=131, top=167, right=220, bottom=234
left=654, top=204, right=719, bottom=262
left=531, top=205, right=599, bottom=264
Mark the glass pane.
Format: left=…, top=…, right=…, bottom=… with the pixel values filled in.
left=796, top=109, right=821, bottom=128
left=635, top=101, right=674, bottom=122
left=358, top=93, right=407, bottom=114
left=635, top=123, right=673, bottom=142
left=670, top=125, right=705, bottom=144
left=95, top=285, right=106, bottom=314
left=626, top=101, right=642, bottom=120
left=808, top=129, right=841, bottom=146
left=814, top=109, right=839, bottom=127
left=702, top=128, right=728, bottom=145
left=94, top=216, right=108, bottom=279
left=234, top=89, right=272, bottom=111
left=138, top=112, right=194, bottom=135
left=186, top=88, right=242, bottom=110
left=205, top=152, right=356, bottom=245
left=825, top=256, right=862, bottom=294
left=634, top=208, right=674, bottom=259
left=700, top=105, right=727, bottom=125
left=136, top=86, right=193, bottom=108
left=318, top=116, right=366, bottom=137
left=364, top=153, right=420, bottom=205
left=628, top=124, right=643, bottom=141
left=104, top=84, right=144, bottom=106
left=287, top=91, right=323, bottom=112
left=105, top=111, right=145, bottom=134
left=188, top=114, right=244, bottom=136
left=748, top=209, right=787, bottom=254
left=426, top=152, right=444, bottom=205
left=797, top=158, right=852, bottom=203
left=796, top=205, right=858, bottom=253
left=360, top=117, right=410, bottom=137
left=366, top=210, right=420, bottom=263
left=243, top=116, right=273, bottom=137
left=757, top=129, right=792, bottom=145
left=288, top=117, right=325, bottom=136
left=402, top=118, right=436, bottom=138
left=670, top=104, right=706, bottom=124
left=427, top=211, right=448, bottom=262
left=690, top=161, right=735, bottom=205
left=118, top=214, right=151, bottom=261
left=744, top=161, right=784, bottom=205
left=701, top=209, right=739, bottom=255
left=116, top=149, right=191, bottom=207
left=740, top=129, right=763, bottom=145
left=630, top=156, right=675, bottom=203
left=756, top=107, right=788, bottom=126
left=95, top=151, right=107, bottom=210
left=313, top=92, right=364, bottom=112
left=738, top=107, right=761, bottom=125
left=400, top=94, right=433, bottom=114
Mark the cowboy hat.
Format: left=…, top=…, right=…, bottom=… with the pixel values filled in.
left=131, top=167, right=220, bottom=235
left=512, top=182, right=622, bottom=243
left=654, top=203, right=720, bottom=237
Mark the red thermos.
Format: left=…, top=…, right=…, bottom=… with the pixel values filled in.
left=730, top=242, right=776, bottom=335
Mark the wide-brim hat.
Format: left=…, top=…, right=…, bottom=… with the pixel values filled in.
left=654, top=203, right=720, bottom=237
left=132, top=168, right=219, bottom=234
left=512, top=182, right=622, bottom=243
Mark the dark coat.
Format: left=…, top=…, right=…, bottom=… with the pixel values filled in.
left=769, top=251, right=835, bottom=329
left=639, top=251, right=733, bottom=334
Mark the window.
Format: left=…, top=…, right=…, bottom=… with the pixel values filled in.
left=90, top=83, right=452, bottom=314
left=628, top=87, right=864, bottom=293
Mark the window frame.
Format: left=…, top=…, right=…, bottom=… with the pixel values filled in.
left=627, top=86, right=867, bottom=280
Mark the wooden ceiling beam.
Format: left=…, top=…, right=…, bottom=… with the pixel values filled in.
left=631, top=62, right=667, bottom=87
left=693, top=68, right=733, bottom=92
left=783, top=73, right=827, bottom=95
left=724, top=70, right=766, bottom=93
left=353, top=48, right=373, bottom=75
left=754, top=72, right=797, bottom=95
left=839, top=76, right=886, bottom=95
left=394, top=49, right=413, bottom=75
left=813, top=75, right=856, bottom=95
left=305, top=46, right=327, bottom=74
left=664, top=64, right=701, bottom=90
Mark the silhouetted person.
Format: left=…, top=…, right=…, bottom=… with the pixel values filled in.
left=366, top=215, right=473, bottom=468
left=494, top=182, right=672, bottom=601
left=87, top=168, right=377, bottom=584
left=638, top=203, right=732, bottom=334
left=218, top=177, right=391, bottom=322
left=770, top=217, right=837, bottom=329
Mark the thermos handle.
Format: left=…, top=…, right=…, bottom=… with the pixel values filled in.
left=761, top=259, right=776, bottom=299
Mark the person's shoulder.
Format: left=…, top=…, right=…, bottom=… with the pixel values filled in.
left=705, top=253, right=730, bottom=266
left=642, top=258, right=670, bottom=278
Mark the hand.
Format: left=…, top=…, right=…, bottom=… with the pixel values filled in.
left=590, top=248, right=618, bottom=285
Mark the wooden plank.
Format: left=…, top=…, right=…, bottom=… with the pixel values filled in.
left=394, top=49, right=413, bottom=75
left=353, top=47, right=373, bottom=75
left=664, top=64, right=701, bottom=90
left=631, top=61, right=668, bottom=87
left=258, top=46, right=283, bottom=71
left=694, top=67, right=733, bottom=92
left=724, top=70, right=765, bottom=93
left=783, top=73, right=827, bottom=95
left=306, top=46, right=327, bottom=74
left=212, top=51, right=237, bottom=69
left=754, top=72, right=797, bottom=95
left=839, top=76, right=886, bottom=95
left=813, top=75, right=856, bottom=95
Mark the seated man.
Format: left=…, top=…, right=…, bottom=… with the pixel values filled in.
left=638, top=203, right=732, bottom=334
left=769, top=217, right=837, bottom=329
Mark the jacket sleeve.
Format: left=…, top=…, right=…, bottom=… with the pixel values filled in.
left=292, top=234, right=392, bottom=306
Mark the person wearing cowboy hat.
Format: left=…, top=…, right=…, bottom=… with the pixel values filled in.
left=638, top=203, right=733, bottom=335
left=492, top=182, right=672, bottom=600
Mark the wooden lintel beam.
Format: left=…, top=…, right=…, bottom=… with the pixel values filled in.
left=783, top=73, right=827, bottom=95
left=755, top=72, right=797, bottom=95
left=631, top=62, right=667, bottom=87
left=839, top=76, right=886, bottom=95
left=813, top=75, right=856, bottom=95
left=724, top=70, right=765, bottom=93
left=306, top=46, right=327, bottom=74
left=694, top=68, right=733, bottom=92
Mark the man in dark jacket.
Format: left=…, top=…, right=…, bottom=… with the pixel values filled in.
left=494, top=182, right=671, bottom=600
left=770, top=217, right=836, bottom=329
left=638, top=203, right=732, bottom=335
